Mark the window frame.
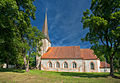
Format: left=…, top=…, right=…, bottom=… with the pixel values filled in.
left=63, top=61, right=68, bottom=68
left=56, top=61, right=60, bottom=68
left=72, top=62, right=77, bottom=69
left=90, top=62, right=95, bottom=70
left=48, top=61, right=52, bottom=68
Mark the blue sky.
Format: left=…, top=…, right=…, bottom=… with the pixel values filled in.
left=31, top=0, right=92, bottom=48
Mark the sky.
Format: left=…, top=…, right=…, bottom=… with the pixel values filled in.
left=31, top=0, right=92, bottom=48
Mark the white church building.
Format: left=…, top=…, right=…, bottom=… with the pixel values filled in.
left=39, top=11, right=110, bottom=72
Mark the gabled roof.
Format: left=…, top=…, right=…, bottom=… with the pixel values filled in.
left=41, top=46, right=82, bottom=59
left=100, top=61, right=110, bottom=68
left=41, top=46, right=98, bottom=60
left=80, top=49, right=98, bottom=60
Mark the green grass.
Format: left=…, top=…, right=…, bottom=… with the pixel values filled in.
left=0, top=69, right=120, bottom=83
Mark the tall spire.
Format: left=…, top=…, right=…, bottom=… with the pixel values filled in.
left=42, top=8, right=50, bottom=42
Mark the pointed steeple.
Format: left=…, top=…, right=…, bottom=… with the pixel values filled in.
left=42, top=9, right=50, bottom=42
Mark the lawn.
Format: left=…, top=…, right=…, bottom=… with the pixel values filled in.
left=0, top=69, right=120, bottom=83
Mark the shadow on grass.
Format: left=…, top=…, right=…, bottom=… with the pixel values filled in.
left=0, top=68, right=25, bottom=73
left=56, top=72, right=109, bottom=78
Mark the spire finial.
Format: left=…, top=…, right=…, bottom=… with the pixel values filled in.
left=46, top=8, right=48, bottom=12
left=45, top=8, right=47, bottom=17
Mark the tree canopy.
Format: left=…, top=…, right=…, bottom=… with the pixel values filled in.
left=0, top=0, right=44, bottom=71
left=81, top=0, right=120, bottom=76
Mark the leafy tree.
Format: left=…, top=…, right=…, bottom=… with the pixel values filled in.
left=16, top=54, right=24, bottom=69
left=113, top=54, right=120, bottom=71
left=0, top=0, right=44, bottom=71
left=0, top=0, right=35, bottom=66
left=81, top=0, right=120, bottom=76
left=0, top=0, right=21, bottom=67
left=29, top=56, right=36, bottom=68
left=22, top=26, right=44, bottom=72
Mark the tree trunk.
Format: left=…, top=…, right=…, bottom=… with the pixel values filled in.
left=23, top=54, right=30, bottom=72
left=26, top=60, right=29, bottom=72
left=110, top=56, right=114, bottom=76
left=36, top=55, right=41, bottom=69
left=23, top=54, right=28, bottom=72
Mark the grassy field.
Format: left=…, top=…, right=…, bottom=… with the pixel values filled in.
left=0, top=69, right=120, bottom=83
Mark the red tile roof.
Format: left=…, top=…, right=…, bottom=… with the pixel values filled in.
left=41, top=46, right=98, bottom=60
left=80, top=49, right=98, bottom=60
left=100, top=61, right=110, bottom=68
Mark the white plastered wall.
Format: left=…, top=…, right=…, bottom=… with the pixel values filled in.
left=41, top=59, right=83, bottom=72
left=100, top=68, right=110, bottom=72
left=83, top=60, right=100, bottom=72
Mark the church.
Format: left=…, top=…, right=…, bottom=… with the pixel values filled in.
left=39, top=12, right=110, bottom=72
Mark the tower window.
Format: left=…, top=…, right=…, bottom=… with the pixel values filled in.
left=72, top=62, right=77, bottom=68
left=90, top=62, right=94, bottom=70
left=64, top=62, right=68, bottom=68
left=56, top=62, right=60, bottom=68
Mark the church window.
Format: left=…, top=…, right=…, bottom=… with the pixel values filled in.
left=72, top=62, right=77, bottom=68
left=49, top=62, right=52, bottom=68
left=56, top=62, right=60, bottom=68
left=90, top=62, right=94, bottom=70
left=64, top=62, right=68, bottom=68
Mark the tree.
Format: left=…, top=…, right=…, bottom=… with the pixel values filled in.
left=0, top=0, right=22, bottom=67
left=0, top=0, right=44, bottom=72
left=22, top=26, right=44, bottom=72
left=16, top=54, right=24, bottom=69
left=81, top=0, right=120, bottom=77
left=0, top=0, right=40, bottom=70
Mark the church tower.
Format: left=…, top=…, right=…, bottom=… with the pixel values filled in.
left=36, top=10, right=51, bottom=69
left=41, top=10, right=51, bottom=55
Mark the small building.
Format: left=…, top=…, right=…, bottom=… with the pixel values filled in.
left=100, top=62, right=110, bottom=72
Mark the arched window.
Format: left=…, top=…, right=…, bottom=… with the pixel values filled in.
left=90, top=62, right=94, bottom=70
left=56, top=62, right=60, bottom=68
left=49, top=62, right=52, bottom=68
left=64, top=62, right=68, bottom=68
left=72, top=62, right=77, bottom=68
